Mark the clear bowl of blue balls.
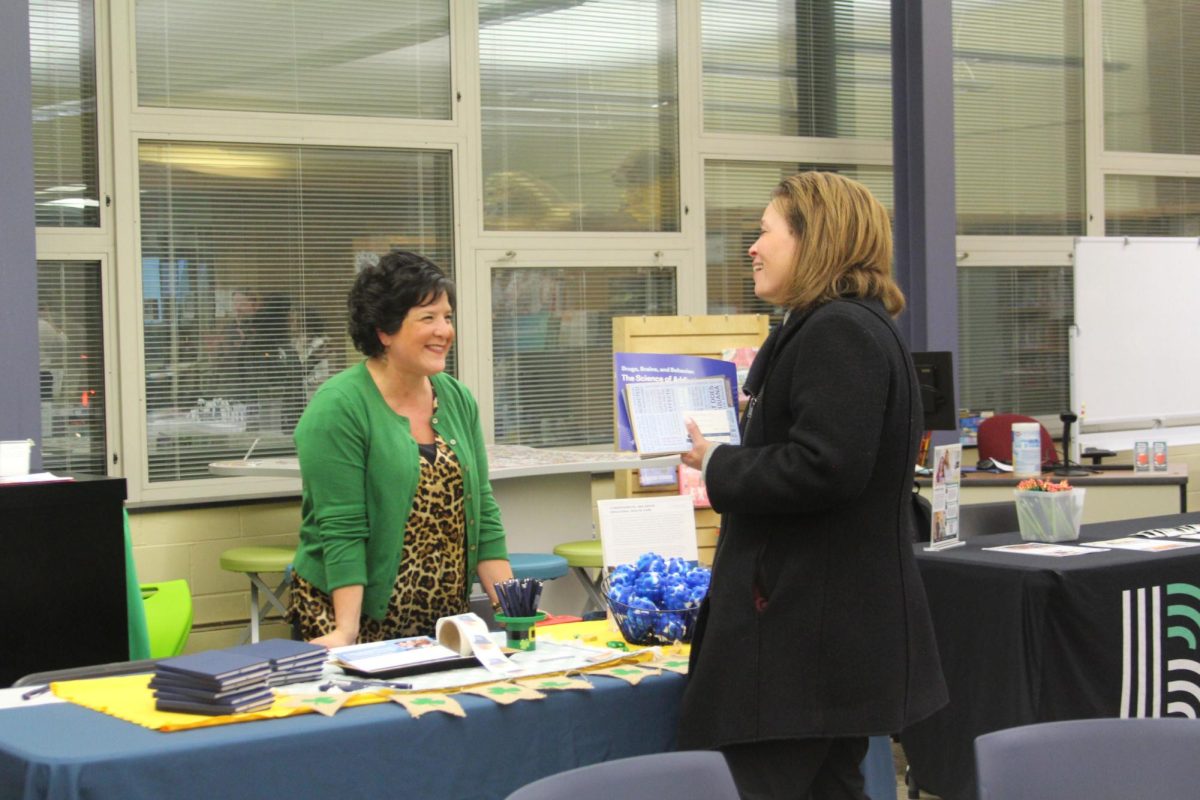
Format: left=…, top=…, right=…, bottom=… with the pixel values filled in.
left=602, top=552, right=712, bottom=645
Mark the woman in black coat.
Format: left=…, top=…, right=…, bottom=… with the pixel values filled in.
left=678, top=172, right=948, bottom=799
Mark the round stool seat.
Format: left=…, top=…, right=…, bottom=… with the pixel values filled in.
left=508, top=552, right=569, bottom=581
left=552, top=540, right=602, bottom=568
left=219, top=545, right=295, bottom=574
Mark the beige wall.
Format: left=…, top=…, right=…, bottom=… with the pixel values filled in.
left=129, top=499, right=301, bottom=653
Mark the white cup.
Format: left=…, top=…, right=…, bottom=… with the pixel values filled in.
left=0, top=439, right=34, bottom=478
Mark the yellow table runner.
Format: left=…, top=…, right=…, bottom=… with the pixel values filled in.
left=52, top=620, right=682, bottom=732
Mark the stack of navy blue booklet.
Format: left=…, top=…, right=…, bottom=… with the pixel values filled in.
left=226, top=639, right=328, bottom=686
left=150, top=650, right=275, bottom=715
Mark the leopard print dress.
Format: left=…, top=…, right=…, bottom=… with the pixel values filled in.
left=289, top=416, right=469, bottom=642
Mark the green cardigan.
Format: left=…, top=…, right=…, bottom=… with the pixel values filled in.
left=292, top=363, right=508, bottom=621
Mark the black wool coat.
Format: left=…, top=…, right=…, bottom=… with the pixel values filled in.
left=677, top=298, right=948, bottom=748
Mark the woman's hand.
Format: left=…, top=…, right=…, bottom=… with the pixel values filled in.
left=310, top=626, right=358, bottom=649
left=680, top=417, right=712, bottom=471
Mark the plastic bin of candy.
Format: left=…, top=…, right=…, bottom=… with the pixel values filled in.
left=600, top=554, right=711, bottom=645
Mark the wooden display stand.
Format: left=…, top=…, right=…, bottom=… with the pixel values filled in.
left=611, top=314, right=770, bottom=564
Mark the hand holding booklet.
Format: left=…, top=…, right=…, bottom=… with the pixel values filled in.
left=624, top=376, right=739, bottom=455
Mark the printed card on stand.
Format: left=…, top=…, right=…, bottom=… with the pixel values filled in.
left=926, top=444, right=965, bottom=551
left=597, top=495, right=698, bottom=568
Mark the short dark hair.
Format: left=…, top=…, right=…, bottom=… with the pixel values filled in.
left=347, top=251, right=456, bottom=358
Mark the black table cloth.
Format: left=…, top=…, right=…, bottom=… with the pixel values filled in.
left=901, top=512, right=1200, bottom=800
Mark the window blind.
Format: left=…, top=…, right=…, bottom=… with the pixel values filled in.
left=478, top=0, right=679, bottom=232
left=701, top=0, right=891, bottom=138
left=957, top=266, right=1073, bottom=417
left=135, top=0, right=451, bottom=118
left=491, top=266, right=676, bottom=447
left=37, top=260, right=108, bottom=475
left=138, top=141, right=454, bottom=481
left=1105, top=175, right=1200, bottom=236
left=953, top=0, right=1085, bottom=235
left=1103, top=0, right=1200, bottom=155
left=703, top=159, right=893, bottom=318
left=29, top=0, right=100, bottom=227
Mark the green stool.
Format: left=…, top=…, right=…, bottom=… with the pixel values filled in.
left=141, top=579, right=194, bottom=658
left=552, top=540, right=605, bottom=614
left=219, top=545, right=295, bottom=643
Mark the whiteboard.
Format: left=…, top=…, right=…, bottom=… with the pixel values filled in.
left=1071, top=237, right=1200, bottom=429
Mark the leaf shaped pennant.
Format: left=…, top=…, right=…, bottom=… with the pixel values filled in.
left=515, top=676, right=594, bottom=693
left=391, top=692, right=467, bottom=718
left=281, top=693, right=352, bottom=717
left=458, top=682, right=546, bottom=705
left=588, top=665, right=658, bottom=685
left=645, top=656, right=689, bottom=675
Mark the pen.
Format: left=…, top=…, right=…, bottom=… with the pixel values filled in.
left=21, top=685, right=50, bottom=701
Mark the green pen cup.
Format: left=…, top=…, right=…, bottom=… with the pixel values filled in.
left=493, top=611, right=547, bottom=651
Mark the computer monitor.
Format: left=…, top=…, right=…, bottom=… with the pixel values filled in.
left=911, top=351, right=957, bottom=431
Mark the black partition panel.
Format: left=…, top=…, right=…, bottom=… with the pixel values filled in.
left=0, top=475, right=128, bottom=686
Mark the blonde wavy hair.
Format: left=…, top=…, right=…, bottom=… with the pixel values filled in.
left=770, top=171, right=905, bottom=317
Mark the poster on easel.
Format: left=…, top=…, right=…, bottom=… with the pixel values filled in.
left=926, top=444, right=965, bottom=551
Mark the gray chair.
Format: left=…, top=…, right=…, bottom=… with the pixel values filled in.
left=975, top=718, right=1200, bottom=800
left=12, top=657, right=160, bottom=687
left=505, top=751, right=739, bottom=800
left=959, top=501, right=1019, bottom=539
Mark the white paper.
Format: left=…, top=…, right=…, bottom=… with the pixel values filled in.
left=1080, top=537, right=1200, bottom=553
left=0, top=472, right=72, bottom=485
left=597, top=495, right=698, bottom=567
left=624, top=377, right=738, bottom=454
left=982, top=542, right=1105, bottom=557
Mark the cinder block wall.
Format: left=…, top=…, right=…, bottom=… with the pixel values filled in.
left=129, top=500, right=301, bottom=653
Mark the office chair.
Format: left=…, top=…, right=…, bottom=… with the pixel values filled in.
left=958, top=501, right=1020, bottom=539
left=976, top=414, right=1058, bottom=468
left=506, top=751, right=739, bottom=800
left=975, top=718, right=1200, bottom=800
left=141, top=579, right=194, bottom=658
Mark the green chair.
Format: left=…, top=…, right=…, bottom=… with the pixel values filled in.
left=140, top=579, right=194, bottom=658
left=552, top=540, right=606, bottom=613
left=219, top=545, right=296, bottom=643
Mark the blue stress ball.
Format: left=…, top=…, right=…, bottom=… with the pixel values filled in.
left=623, top=597, right=658, bottom=640
left=634, top=571, right=665, bottom=604
left=665, top=557, right=689, bottom=575
left=684, top=567, right=712, bottom=589
left=607, top=582, right=634, bottom=608
left=635, top=552, right=666, bottom=575
left=662, top=579, right=690, bottom=610
left=654, top=612, right=686, bottom=642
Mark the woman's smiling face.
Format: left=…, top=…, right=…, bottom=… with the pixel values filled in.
left=748, top=200, right=798, bottom=306
left=377, top=292, right=455, bottom=377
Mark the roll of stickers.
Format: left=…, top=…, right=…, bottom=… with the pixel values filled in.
left=436, top=613, right=522, bottom=676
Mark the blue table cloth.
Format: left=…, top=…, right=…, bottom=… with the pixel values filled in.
left=0, top=670, right=895, bottom=799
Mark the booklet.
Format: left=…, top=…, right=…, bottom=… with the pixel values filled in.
left=1128, top=524, right=1200, bottom=539
left=330, top=636, right=478, bottom=679
left=624, top=376, right=739, bottom=455
left=614, top=352, right=740, bottom=452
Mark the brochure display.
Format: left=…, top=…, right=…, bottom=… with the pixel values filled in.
left=926, top=444, right=965, bottom=550
left=614, top=352, right=739, bottom=454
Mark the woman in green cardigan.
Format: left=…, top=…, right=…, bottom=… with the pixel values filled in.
left=288, top=251, right=512, bottom=647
